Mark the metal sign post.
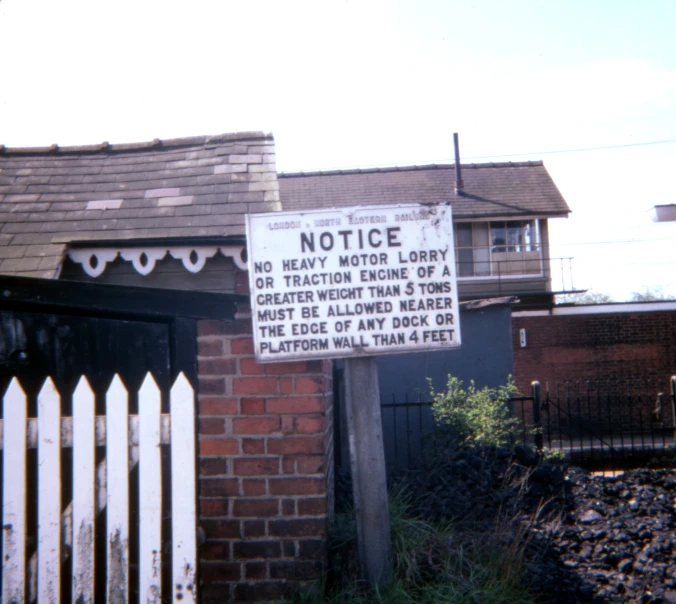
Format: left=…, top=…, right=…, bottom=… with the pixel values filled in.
left=245, top=204, right=460, bottom=590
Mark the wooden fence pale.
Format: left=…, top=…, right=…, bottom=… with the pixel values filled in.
left=1, top=373, right=197, bottom=604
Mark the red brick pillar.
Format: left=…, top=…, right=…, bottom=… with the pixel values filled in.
left=196, top=314, right=334, bottom=603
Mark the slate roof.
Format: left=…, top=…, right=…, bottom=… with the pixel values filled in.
left=0, top=132, right=278, bottom=278
left=279, top=161, right=570, bottom=219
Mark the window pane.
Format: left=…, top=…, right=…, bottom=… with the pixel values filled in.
left=490, top=222, right=506, bottom=252
left=473, top=223, right=490, bottom=275
left=524, top=222, right=533, bottom=250
left=507, top=222, right=523, bottom=252
left=474, top=247, right=490, bottom=276
left=456, top=223, right=473, bottom=247
left=458, top=249, right=473, bottom=276
left=474, top=223, right=489, bottom=246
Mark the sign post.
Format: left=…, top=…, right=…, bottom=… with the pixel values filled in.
left=343, top=355, right=391, bottom=587
left=245, top=204, right=460, bottom=589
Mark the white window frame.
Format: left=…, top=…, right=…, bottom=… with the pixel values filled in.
left=454, top=219, right=544, bottom=280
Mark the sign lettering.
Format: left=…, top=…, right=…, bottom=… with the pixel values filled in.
left=245, top=204, right=461, bottom=362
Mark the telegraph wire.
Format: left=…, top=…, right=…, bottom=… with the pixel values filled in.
left=462, top=138, right=676, bottom=161
left=623, top=261, right=676, bottom=266
left=554, top=236, right=676, bottom=247
left=280, top=137, right=676, bottom=173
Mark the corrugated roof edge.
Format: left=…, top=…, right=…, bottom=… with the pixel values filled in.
left=0, top=131, right=273, bottom=155
left=459, top=296, right=518, bottom=310
left=278, top=160, right=544, bottom=178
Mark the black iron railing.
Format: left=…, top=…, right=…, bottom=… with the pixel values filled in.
left=456, top=256, right=576, bottom=294
left=524, top=378, right=676, bottom=468
left=373, top=377, right=676, bottom=474
left=380, top=393, right=435, bottom=473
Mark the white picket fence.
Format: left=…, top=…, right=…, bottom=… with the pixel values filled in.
left=1, top=373, right=197, bottom=604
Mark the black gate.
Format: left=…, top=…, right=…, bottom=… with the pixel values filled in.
left=0, top=275, right=237, bottom=603
left=530, top=379, right=676, bottom=468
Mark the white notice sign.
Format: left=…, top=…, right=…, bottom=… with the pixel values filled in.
left=245, top=204, right=461, bottom=362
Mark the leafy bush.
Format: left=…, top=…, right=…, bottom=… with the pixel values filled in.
left=540, top=447, right=566, bottom=464
left=430, top=376, right=519, bottom=448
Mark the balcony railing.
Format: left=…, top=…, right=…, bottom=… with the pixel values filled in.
left=456, top=252, right=576, bottom=293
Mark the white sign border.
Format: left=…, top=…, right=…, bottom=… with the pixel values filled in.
left=245, top=203, right=461, bottom=363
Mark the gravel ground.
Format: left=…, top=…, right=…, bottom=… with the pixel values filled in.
left=525, top=464, right=676, bottom=603
left=337, top=446, right=676, bottom=603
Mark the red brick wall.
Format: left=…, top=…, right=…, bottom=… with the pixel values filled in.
left=197, top=314, right=334, bottom=603
left=512, top=309, right=676, bottom=395
left=513, top=308, right=676, bottom=436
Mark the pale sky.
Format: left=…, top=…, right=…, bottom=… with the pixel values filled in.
left=1, top=0, right=675, bottom=301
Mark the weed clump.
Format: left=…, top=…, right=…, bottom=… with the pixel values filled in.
left=298, top=376, right=565, bottom=603
left=430, top=376, right=520, bottom=449
left=303, top=472, right=541, bottom=604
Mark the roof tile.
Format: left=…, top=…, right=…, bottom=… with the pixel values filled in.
left=230, top=154, right=263, bottom=164
left=157, top=196, right=193, bottom=207
left=5, top=194, right=41, bottom=203
left=0, top=257, right=42, bottom=272
left=174, top=205, right=212, bottom=217
left=145, top=187, right=181, bottom=198
left=214, top=164, right=247, bottom=174
left=13, top=233, right=56, bottom=244
left=0, top=131, right=278, bottom=276
left=38, top=256, right=63, bottom=270
left=25, top=244, right=66, bottom=258
left=0, top=246, right=28, bottom=259
left=278, top=162, right=570, bottom=219
left=17, top=269, right=56, bottom=279
left=14, top=203, right=51, bottom=213
left=86, top=199, right=123, bottom=210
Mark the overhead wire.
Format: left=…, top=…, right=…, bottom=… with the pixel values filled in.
left=282, top=136, right=676, bottom=251
left=554, top=236, right=676, bottom=247
left=462, top=138, right=676, bottom=161
left=623, top=261, right=676, bottom=266
left=281, top=137, right=676, bottom=172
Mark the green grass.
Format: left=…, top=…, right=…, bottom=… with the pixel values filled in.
left=296, top=483, right=539, bottom=604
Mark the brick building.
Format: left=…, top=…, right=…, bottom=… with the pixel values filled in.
left=0, top=132, right=333, bottom=602
left=512, top=301, right=676, bottom=392
left=512, top=302, right=676, bottom=434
